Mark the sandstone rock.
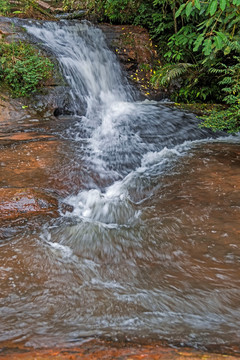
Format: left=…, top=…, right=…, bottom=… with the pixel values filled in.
left=0, top=340, right=238, bottom=359
left=100, top=24, right=162, bottom=99
left=0, top=93, right=31, bottom=127
left=0, top=138, right=85, bottom=195
left=0, top=187, right=58, bottom=220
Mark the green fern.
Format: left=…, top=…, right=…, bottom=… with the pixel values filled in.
left=201, top=56, right=240, bottom=133
left=151, top=63, right=194, bottom=87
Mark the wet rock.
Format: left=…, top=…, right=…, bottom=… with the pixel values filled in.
left=0, top=78, right=70, bottom=122
left=100, top=24, right=162, bottom=99
left=0, top=139, right=84, bottom=196
left=0, top=340, right=239, bottom=359
left=0, top=93, right=30, bottom=127
left=0, top=91, right=57, bottom=131
left=0, top=187, right=58, bottom=220
left=60, top=202, right=74, bottom=214
left=0, top=18, right=17, bottom=42
left=56, top=10, right=86, bottom=20
left=25, top=85, right=73, bottom=118
left=0, top=131, right=54, bottom=143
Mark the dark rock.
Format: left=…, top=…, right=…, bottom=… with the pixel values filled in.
left=60, top=202, right=74, bottom=214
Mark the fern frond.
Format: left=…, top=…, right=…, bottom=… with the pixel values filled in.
left=151, top=63, right=194, bottom=87
left=219, top=77, right=234, bottom=85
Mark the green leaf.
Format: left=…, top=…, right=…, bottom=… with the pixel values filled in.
left=220, top=0, right=226, bottom=11
left=193, top=34, right=204, bottom=51
left=185, top=2, right=193, bottom=17
left=175, top=3, right=186, bottom=18
left=214, top=34, right=223, bottom=49
left=216, top=31, right=227, bottom=41
left=164, top=51, right=172, bottom=58
left=205, top=16, right=214, bottom=28
left=209, top=0, right=218, bottom=16
left=203, top=38, right=212, bottom=55
left=194, top=0, right=201, bottom=10
left=224, top=45, right=231, bottom=55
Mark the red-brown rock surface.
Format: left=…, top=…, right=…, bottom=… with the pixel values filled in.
left=100, top=24, right=161, bottom=98
left=0, top=187, right=58, bottom=220
left=0, top=340, right=238, bottom=359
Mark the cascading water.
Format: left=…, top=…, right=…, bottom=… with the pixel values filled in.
left=1, top=19, right=240, bottom=352
left=25, top=20, right=214, bottom=177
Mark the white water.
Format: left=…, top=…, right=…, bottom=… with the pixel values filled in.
left=25, top=21, right=134, bottom=114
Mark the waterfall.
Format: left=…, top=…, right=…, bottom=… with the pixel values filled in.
left=24, top=20, right=214, bottom=177
left=25, top=21, right=135, bottom=115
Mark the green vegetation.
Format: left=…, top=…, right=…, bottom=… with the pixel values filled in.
left=0, top=0, right=55, bottom=18
left=200, top=57, right=240, bottom=132
left=62, top=0, right=240, bottom=133
left=0, top=40, right=53, bottom=97
left=0, top=0, right=11, bottom=15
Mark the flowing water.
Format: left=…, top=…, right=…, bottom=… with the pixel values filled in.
left=1, top=20, right=240, bottom=353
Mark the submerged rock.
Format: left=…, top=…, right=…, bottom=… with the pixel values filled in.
left=0, top=187, right=58, bottom=220
left=0, top=137, right=86, bottom=195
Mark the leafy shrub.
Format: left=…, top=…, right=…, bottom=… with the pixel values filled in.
left=104, top=0, right=138, bottom=23
left=0, top=40, right=53, bottom=97
left=200, top=57, right=240, bottom=133
left=0, top=0, right=55, bottom=19
left=63, top=0, right=139, bottom=23
left=0, top=0, right=10, bottom=15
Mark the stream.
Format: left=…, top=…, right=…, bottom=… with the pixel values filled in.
left=0, top=20, right=240, bottom=353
